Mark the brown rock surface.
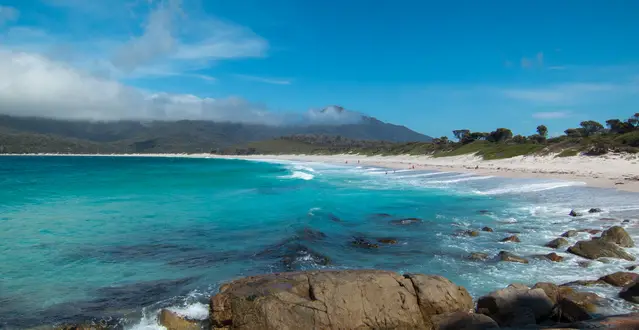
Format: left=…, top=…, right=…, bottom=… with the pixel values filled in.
left=209, top=269, right=473, bottom=330
left=431, top=312, right=498, bottom=330
left=498, top=251, right=528, bottom=264
left=476, top=285, right=553, bottom=326
left=545, top=238, right=569, bottom=249
left=567, top=240, right=635, bottom=261
left=600, top=226, right=635, bottom=247
left=159, top=309, right=202, bottom=330
left=500, top=235, right=520, bottom=243
left=599, top=272, right=639, bottom=287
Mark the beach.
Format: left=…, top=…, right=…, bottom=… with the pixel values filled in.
left=213, top=153, right=639, bottom=192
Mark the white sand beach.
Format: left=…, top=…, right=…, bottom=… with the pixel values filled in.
left=214, top=153, right=639, bottom=192
left=5, top=152, right=639, bottom=192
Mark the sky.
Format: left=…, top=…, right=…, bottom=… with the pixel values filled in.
left=0, top=0, right=638, bottom=137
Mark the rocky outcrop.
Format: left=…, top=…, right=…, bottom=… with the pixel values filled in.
left=620, top=280, right=639, bottom=303
left=498, top=251, right=528, bottom=264
left=476, top=285, right=554, bottom=326
left=561, top=230, right=578, bottom=238
left=600, top=226, right=635, bottom=247
left=500, top=235, right=520, bottom=243
left=545, top=238, right=569, bottom=249
left=567, top=239, right=635, bottom=261
left=159, top=309, right=202, bottom=330
left=532, top=282, right=559, bottom=304
left=599, top=272, right=639, bottom=287
left=557, top=289, right=602, bottom=323
left=431, top=311, right=498, bottom=330
left=209, top=269, right=473, bottom=330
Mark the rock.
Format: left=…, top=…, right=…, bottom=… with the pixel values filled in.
left=626, top=265, right=638, bottom=271
left=599, top=272, right=639, bottom=287
left=468, top=252, right=490, bottom=261
left=600, top=226, right=635, bottom=247
left=532, top=282, right=559, bottom=304
left=587, top=229, right=601, bottom=235
left=376, top=238, right=398, bottom=244
left=466, top=230, right=480, bottom=237
left=545, top=252, right=564, bottom=262
left=577, top=261, right=591, bottom=268
left=569, top=313, right=639, bottom=329
left=476, top=286, right=553, bottom=326
left=561, top=280, right=606, bottom=287
left=389, top=217, right=422, bottom=225
left=350, top=237, right=379, bottom=249
left=620, top=280, right=639, bottom=303
left=545, top=238, right=569, bottom=249
left=500, top=235, right=521, bottom=243
left=557, top=290, right=602, bottom=322
left=280, top=244, right=331, bottom=270
left=478, top=210, right=492, bottom=215
left=159, top=309, right=202, bottom=330
left=431, top=311, right=498, bottom=330
left=481, top=227, right=494, bottom=232
left=588, top=208, right=602, bottom=213
left=567, top=240, right=636, bottom=261
left=569, top=210, right=582, bottom=217
left=561, top=230, right=578, bottom=238
left=209, top=270, right=473, bottom=329
left=623, top=219, right=631, bottom=223
left=498, top=251, right=529, bottom=264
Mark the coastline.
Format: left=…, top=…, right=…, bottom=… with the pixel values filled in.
left=3, top=152, right=639, bottom=192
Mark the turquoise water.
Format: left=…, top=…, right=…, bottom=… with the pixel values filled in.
left=1, top=156, right=639, bottom=328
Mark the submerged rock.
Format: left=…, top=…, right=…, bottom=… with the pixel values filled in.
left=545, top=238, right=569, bottom=249
left=296, top=227, right=327, bottom=241
left=159, top=309, right=202, bottom=330
left=468, top=252, right=490, bottom=261
left=588, top=208, right=602, bottom=213
left=599, top=272, right=639, bottom=287
left=209, top=270, right=473, bottom=329
left=376, top=238, right=398, bottom=244
left=561, top=230, right=578, bottom=238
left=498, top=251, right=528, bottom=264
left=389, top=217, right=422, bottom=225
left=600, top=226, right=635, bottom=247
left=350, top=237, right=379, bottom=249
left=478, top=210, right=493, bottom=215
left=500, top=235, right=520, bottom=243
left=567, top=239, right=636, bottom=261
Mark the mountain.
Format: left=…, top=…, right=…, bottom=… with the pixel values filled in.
left=0, top=109, right=431, bottom=154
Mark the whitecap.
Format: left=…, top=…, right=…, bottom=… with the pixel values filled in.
left=477, top=181, right=586, bottom=195
left=279, top=171, right=315, bottom=180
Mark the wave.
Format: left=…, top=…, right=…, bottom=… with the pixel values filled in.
left=394, top=171, right=452, bottom=179
left=279, top=171, right=315, bottom=180
left=476, top=181, right=586, bottom=195
left=429, top=176, right=495, bottom=184
left=293, top=165, right=316, bottom=172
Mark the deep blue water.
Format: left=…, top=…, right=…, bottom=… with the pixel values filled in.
left=1, top=156, right=638, bottom=329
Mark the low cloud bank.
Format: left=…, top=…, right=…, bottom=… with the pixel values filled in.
left=0, top=51, right=363, bottom=125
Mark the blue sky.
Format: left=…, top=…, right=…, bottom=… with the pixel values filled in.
left=0, top=0, right=638, bottom=137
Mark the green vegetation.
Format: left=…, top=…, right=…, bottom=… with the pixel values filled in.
left=228, top=112, right=639, bottom=160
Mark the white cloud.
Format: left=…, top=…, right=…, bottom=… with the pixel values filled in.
left=532, top=111, right=572, bottom=119
left=0, top=6, right=19, bottom=25
left=234, top=74, right=291, bottom=85
left=0, top=51, right=357, bottom=125
left=501, top=83, right=618, bottom=105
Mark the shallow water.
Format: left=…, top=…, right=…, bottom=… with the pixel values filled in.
left=1, top=156, right=638, bottom=328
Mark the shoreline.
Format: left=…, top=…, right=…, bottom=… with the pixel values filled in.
left=3, top=152, right=639, bottom=192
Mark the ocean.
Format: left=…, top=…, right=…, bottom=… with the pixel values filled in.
left=1, top=156, right=638, bottom=328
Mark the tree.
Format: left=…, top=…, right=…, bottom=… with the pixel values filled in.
left=565, top=128, right=583, bottom=138
left=606, top=119, right=634, bottom=134
left=512, top=134, right=527, bottom=144
left=536, top=125, right=548, bottom=138
left=487, top=128, right=513, bottom=142
left=628, top=113, right=639, bottom=128
left=579, top=120, right=604, bottom=137
left=452, top=130, right=470, bottom=141
left=439, top=136, right=449, bottom=144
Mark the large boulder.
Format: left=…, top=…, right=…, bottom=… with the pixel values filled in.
left=159, top=309, right=202, bottom=330
left=619, top=280, right=639, bottom=304
left=599, top=272, right=639, bottom=287
left=476, top=285, right=554, bottom=326
left=209, top=270, right=473, bottom=330
left=567, top=240, right=635, bottom=261
left=431, top=312, right=498, bottom=330
left=600, top=226, right=635, bottom=248
left=545, top=238, right=569, bottom=249
left=498, top=251, right=529, bottom=264
left=557, top=289, right=602, bottom=323
left=569, top=313, right=639, bottom=329
left=532, top=282, right=559, bottom=304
